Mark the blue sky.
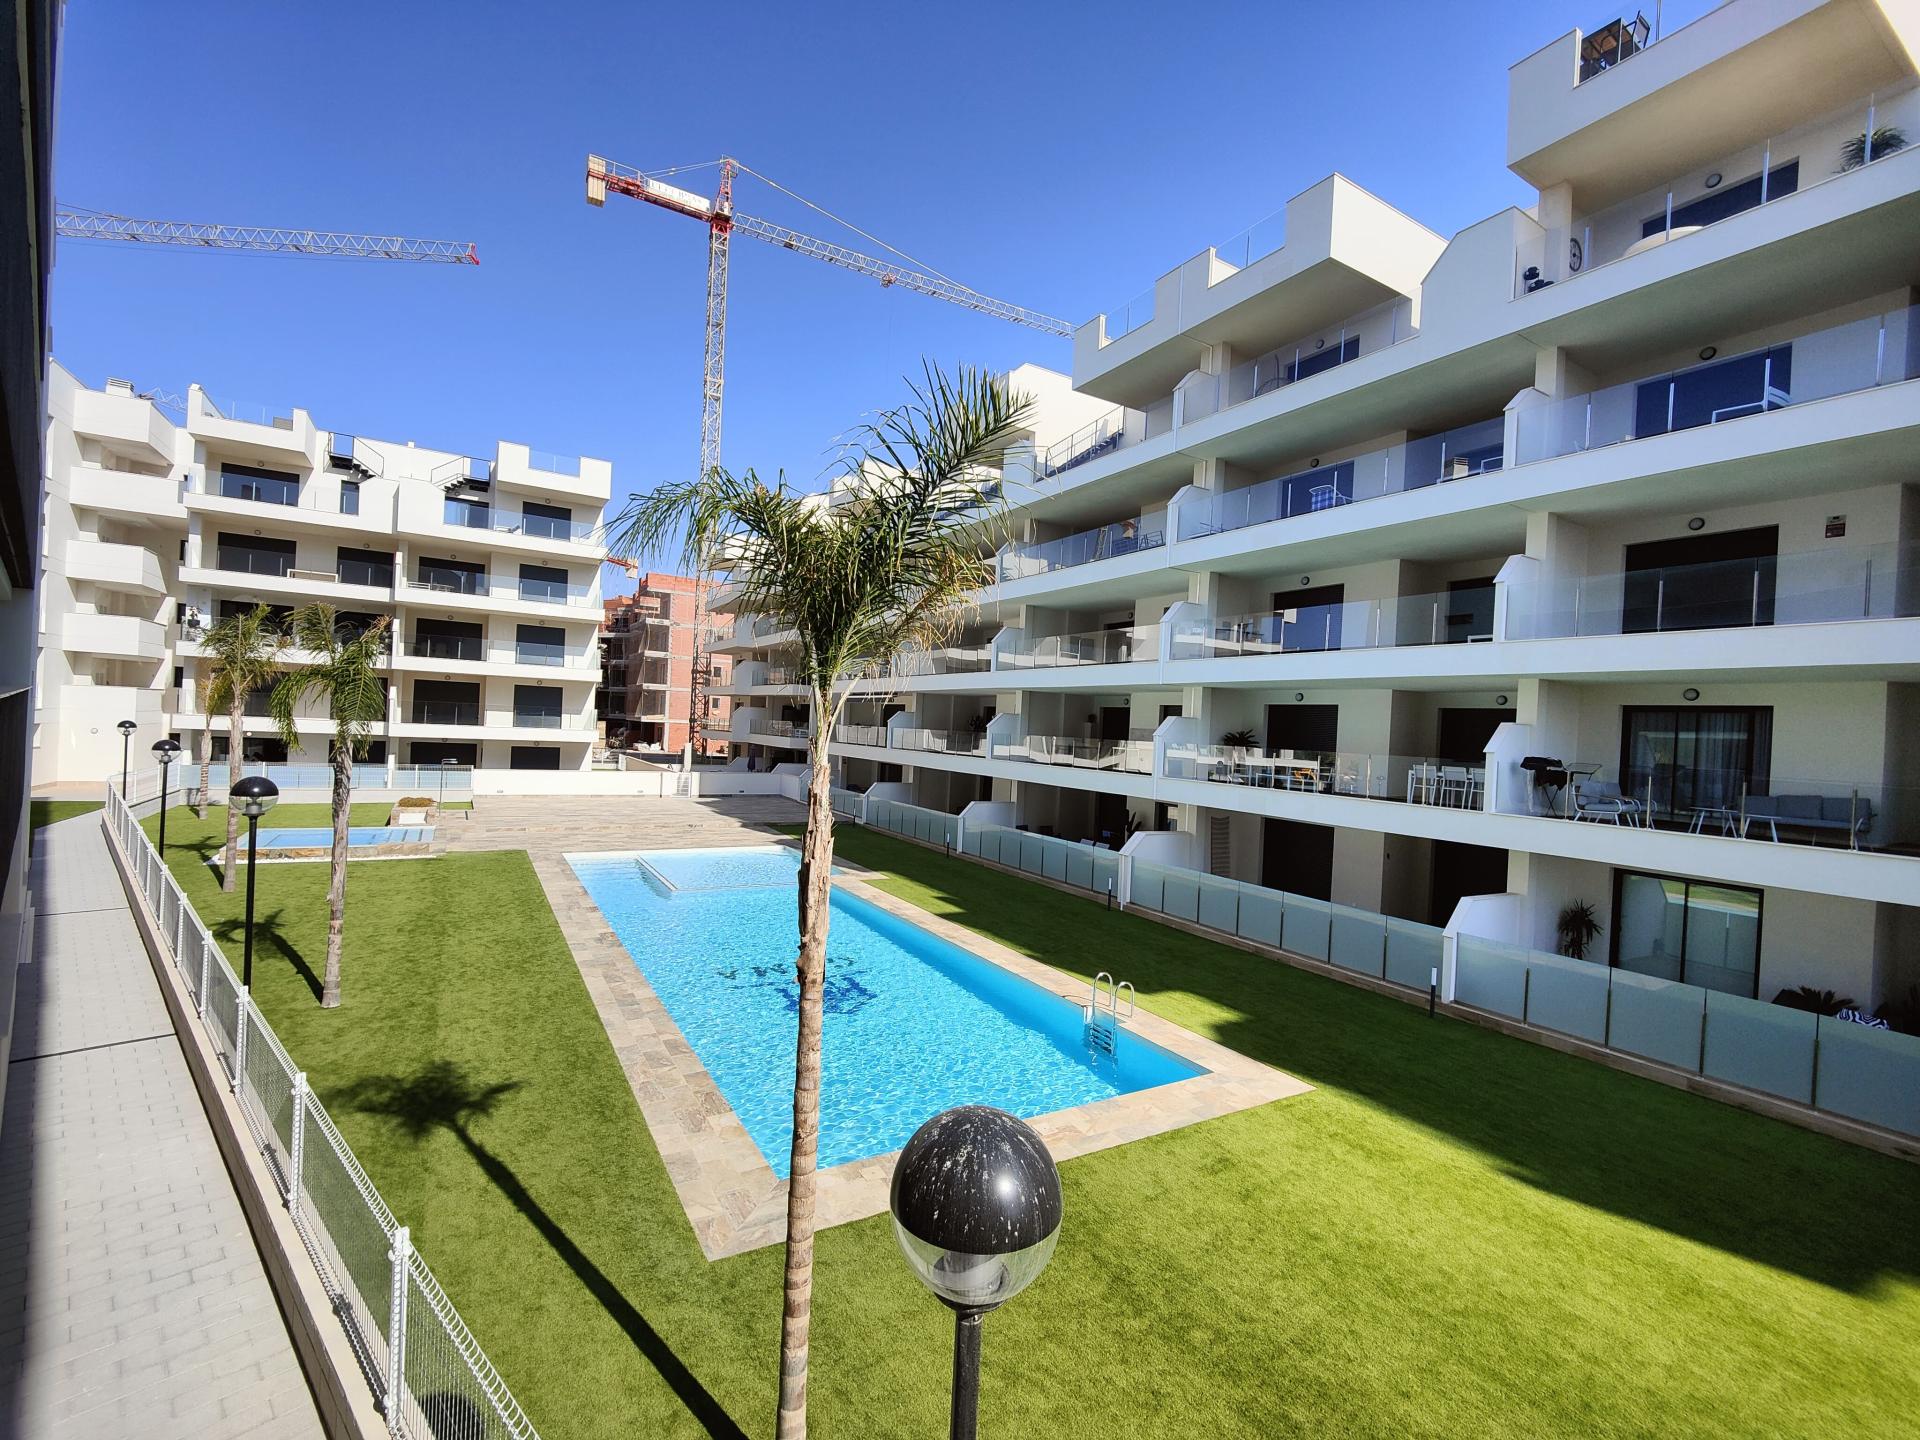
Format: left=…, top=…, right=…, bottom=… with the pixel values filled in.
left=51, top=0, right=1617, bottom=573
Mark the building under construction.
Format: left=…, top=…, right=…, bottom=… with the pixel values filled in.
left=597, top=572, right=732, bottom=757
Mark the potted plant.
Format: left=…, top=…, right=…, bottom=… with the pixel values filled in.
left=1771, top=985, right=1855, bottom=1016
left=1556, top=900, right=1602, bottom=962
left=1840, top=125, right=1908, bottom=171
left=1221, top=727, right=1257, bottom=753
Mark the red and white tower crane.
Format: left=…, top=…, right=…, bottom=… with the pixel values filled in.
left=584, top=153, right=1071, bottom=751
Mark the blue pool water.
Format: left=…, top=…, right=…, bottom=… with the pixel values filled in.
left=567, top=845, right=1203, bottom=1175
left=249, top=826, right=433, bottom=849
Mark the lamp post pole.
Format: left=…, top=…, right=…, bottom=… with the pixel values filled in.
left=229, top=776, right=280, bottom=991
left=118, top=719, right=138, bottom=798
left=152, top=739, right=180, bottom=860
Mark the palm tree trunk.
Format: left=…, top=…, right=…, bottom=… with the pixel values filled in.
left=197, top=701, right=213, bottom=820
left=775, top=721, right=835, bottom=1440
left=222, top=695, right=244, bottom=891
left=320, top=748, right=350, bottom=1008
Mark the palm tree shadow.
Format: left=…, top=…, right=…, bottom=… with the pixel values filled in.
left=208, top=909, right=323, bottom=1002
left=334, top=1060, right=748, bottom=1440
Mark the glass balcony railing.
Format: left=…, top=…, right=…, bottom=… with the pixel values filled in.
left=518, top=579, right=593, bottom=606
left=1027, top=399, right=1176, bottom=481
left=1000, top=623, right=1161, bottom=669
left=215, top=548, right=296, bottom=578
left=408, top=633, right=484, bottom=662
left=1516, top=84, right=1920, bottom=293
left=217, top=473, right=298, bottom=506
left=1165, top=744, right=1487, bottom=808
left=412, top=701, right=481, bottom=726
left=528, top=449, right=583, bottom=478
left=512, top=640, right=568, bottom=666
left=999, top=517, right=1168, bottom=580
left=893, top=728, right=987, bottom=756
left=1211, top=206, right=1287, bottom=272
left=444, top=498, right=493, bottom=529
left=1515, top=307, right=1920, bottom=463
left=995, top=735, right=1154, bottom=774
left=1170, top=587, right=1493, bottom=660
left=511, top=712, right=565, bottom=730
left=1179, top=297, right=1419, bottom=424
left=834, top=723, right=888, bottom=747
left=1178, top=416, right=1504, bottom=541
left=412, top=567, right=489, bottom=597
left=1504, top=543, right=1919, bottom=640
left=890, top=645, right=992, bottom=676
left=1103, top=285, right=1155, bottom=342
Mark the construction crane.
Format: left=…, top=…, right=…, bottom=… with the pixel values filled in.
left=53, top=209, right=480, bottom=264
left=584, top=153, right=1071, bottom=756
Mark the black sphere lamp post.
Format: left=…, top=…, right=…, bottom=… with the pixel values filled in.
left=151, top=738, right=181, bottom=859
left=228, top=776, right=279, bottom=988
left=890, top=1105, right=1063, bottom=1440
left=117, top=719, right=138, bottom=798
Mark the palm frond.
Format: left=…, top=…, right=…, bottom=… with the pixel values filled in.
left=271, top=605, right=392, bottom=757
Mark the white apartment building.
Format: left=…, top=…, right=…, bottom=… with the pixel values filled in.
left=37, top=364, right=612, bottom=783
left=717, top=0, right=1920, bottom=1014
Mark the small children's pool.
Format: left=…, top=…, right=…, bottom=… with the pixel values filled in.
left=247, top=826, right=434, bottom=849
left=567, top=845, right=1203, bottom=1176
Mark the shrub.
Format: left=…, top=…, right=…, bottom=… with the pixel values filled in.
left=1556, top=901, right=1602, bottom=962
left=1771, top=985, right=1855, bottom=1017
left=397, top=795, right=435, bottom=807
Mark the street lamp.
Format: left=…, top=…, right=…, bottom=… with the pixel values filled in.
left=151, top=738, right=181, bottom=859
left=228, top=776, right=280, bottom=988
left=117, top=719, right=138, bottom=797
left=890, top=1106, right=1063, bottom=1440
left=438, top=756, right=456, bottom=806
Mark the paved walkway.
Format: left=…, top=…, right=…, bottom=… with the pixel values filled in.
left=0, top=815, right=324, bottom=1439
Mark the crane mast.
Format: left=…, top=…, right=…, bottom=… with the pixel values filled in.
left=585, top=152, right=1069, bottom=760
left=54, top=210, right=480, bottom=263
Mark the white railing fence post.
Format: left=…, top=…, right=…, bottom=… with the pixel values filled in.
left=288, top=1072, right=308, bottom=1216
left=198, top=938, right=212, bottom=1019
left=386, top=1225, right=411, bottom=1427
left=232, top=986, right=249, bottom=1091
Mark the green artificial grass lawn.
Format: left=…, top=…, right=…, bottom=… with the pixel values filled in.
left=147, top=807, right=1920, bottom=1439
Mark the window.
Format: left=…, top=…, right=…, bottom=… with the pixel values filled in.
left=340, top=480, right=361, bottom=516
left=1613, top=870, right=1763, bottom=998
left=513, top=685, right=562, bottom=728
left=409, top=742, right=477, bottom=766
left=411, top=680, right=480, bottom=726
left=1285, top=335, right=1360, bottom=384
left=509, top=745, right=561, bottom=770
left=218, top=599, right=294, bottom=630
left=1641, top=161, right=1799, bottom=239
left=1622, top=527, right=1777, bottom=634
left=413, top=619, right=483, bottom=661
left=215, top=531, right=296, bottom=578
left=1620, top=706, right=1772, bottom=823
left=520, top=501, right=573, bottom=540
left=213, top=736, right=289, bottom=763
left=217, top=463, right=299, bottom=506
left=515, top=623, right=565, bottom=665
left=336, top=546, right=395, bottom=588
left=416, top=557, right=487, bottom=595
left=1634, top=344, right=1793, bottom=440
left=445, top=495, right=492, bottom=529
left=1267, top=584, right=1346, bottom=653
left=172, top=666, right=184, bottom=690
left=518, top=563, right=569, bottom=603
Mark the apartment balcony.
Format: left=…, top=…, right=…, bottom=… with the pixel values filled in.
left=431, top=497, right=604, bottom=554
left=1073, top=175, right=1443, bottom=408
left=390, top=634, right=600, bottom=678
left=67, top=464, right=187, bottom=523
left=184, top=467, right=382, bottom=535
left=1507, top=0, right=1917, bottom=204
left=834, top=723, right=889, bottom=748
left=64, top=539, right=165, bottom=596
left=999, top=623, right=1163, bottom=672
left=179, top=557, right=395, bottom=607
left=1170, top=587, right=1493, bottom=665
left=57, top=612, right=167, bottom=661
left=492, top=441, right=613, bottom=505
left=1175, top=416, right=1505, bottom=545
left=1516, top=305, right=1917, bottom=461
left=71, top=385, right=175, bottom=466
left=994, top=735, right=1155, bottom=776
left=999, top=514, right=1169, bottom=583
left=890, top=644, right=993, bottom=677
left=398, top=570, right=597, bottom=616
left=185, top=389, right=319, bottom=466
left=893, top=728, right=988, bottom=757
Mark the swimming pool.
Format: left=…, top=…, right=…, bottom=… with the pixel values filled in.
left=246, top=825, right=434, bottom=849
left=567, top=845, right=1203, bottom=1176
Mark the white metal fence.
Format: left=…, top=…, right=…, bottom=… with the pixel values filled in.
left=102, top=784, right=542, bottom=1439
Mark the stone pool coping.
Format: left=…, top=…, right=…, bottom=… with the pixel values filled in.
left=536, top=836, right=1311, bottom=1261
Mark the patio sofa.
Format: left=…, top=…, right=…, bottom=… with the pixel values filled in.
left=1741, top=794, right=1875, bottom=848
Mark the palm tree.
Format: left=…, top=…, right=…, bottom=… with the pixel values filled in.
left=271, top=604, right=391, bottom=1009
left=607, top=365, right=1029, bottom=1439
left=194, top=670, right=217, bottom=819
left=200, top=604, right=284, bottom=891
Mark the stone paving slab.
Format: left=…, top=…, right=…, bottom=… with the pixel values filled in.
left=0, top=815, right=324, bottom=1440
left=458, top=795, right=1311, bottom=1260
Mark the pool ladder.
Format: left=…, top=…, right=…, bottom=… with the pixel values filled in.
left=1085, top=972, right=1136, bottom=1057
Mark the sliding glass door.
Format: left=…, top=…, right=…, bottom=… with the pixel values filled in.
left=1613, top=870, right=1763, bottom=997
left=1620, top=706, right=1772, bottom=822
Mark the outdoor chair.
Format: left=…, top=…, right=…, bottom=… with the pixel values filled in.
left=1571, top=778, right=1642, bottom=825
